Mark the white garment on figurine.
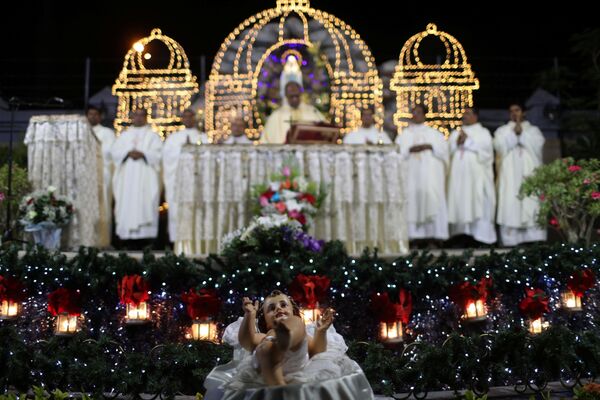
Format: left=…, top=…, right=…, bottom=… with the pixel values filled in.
left=493, top=120, right=547, bottom=246
left=111, top=125, right=163, bottom=240
left=162, top=127, right=208, bottom=241
left=343, top=125, right=392, bottom=145
left=91, top=124, right=116, bottom=222
left=203, top=317, right=374, bottom=400
left=395, top=123, right=449, bottom=240
left=260, top=103, right=325, bottom=144
left=447, top=123, right=497, bottom=244
left=223, top=134, right=254, bottom=145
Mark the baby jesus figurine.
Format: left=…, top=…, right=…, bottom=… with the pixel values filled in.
left=203, top=290, right=375, bottom=399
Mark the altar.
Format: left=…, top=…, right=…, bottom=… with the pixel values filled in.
left=173, top=145, right=408, bottom=256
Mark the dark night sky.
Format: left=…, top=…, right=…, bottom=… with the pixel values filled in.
left=0, top=1, right=597, bottom=109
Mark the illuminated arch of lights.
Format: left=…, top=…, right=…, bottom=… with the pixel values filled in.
left=112, top=28, right=199, bottom=139
left=205, top=0, right=383, bottom=142
left=391, top=23, right=479, bottom=138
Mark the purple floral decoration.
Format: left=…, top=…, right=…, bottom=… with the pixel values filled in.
left=282, top=227, right=324, bottom=252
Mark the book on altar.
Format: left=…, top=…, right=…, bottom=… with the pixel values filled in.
left=285, top=121, right=341, bottom=144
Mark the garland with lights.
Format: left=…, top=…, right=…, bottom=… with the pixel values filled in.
left=1, top=241, right=599, bottom=397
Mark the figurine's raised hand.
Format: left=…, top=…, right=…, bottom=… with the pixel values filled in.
left=242, top=297, right=259, bottom=315
left=316, top=308, right=335, bottom=331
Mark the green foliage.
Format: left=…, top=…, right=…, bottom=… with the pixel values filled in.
left=17, top=187, right=74, bottom=227
left=521, top=157, right=600, bottom=245
left=0, top=164, right=31, bottom=237
left=574, top=383, right=600, bottom=400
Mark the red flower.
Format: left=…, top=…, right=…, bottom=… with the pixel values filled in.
left=0, top=275, right=27, bottom=302
left=289, top=274, right=330, bottom=308
left=298, top=193, right=316, bottom=205
left=519, top=288, right=549, bottom=320
left=261, top=189, right=275, bottom=200
left=592, top=192, right=600, bottom=200
left=289, top=211, right=306, bottom=225
left=449, top=278, right=492, bottom=312
left=539, top=194, right=545, bottom=201
left=275, top=202, right=287, bottom=213
left=181, top=288, right=221, bottom=320
left=370, top=290, right=412, bottom=324
left=48, top=288, right=82, bottom=316
left=549, top=217, right=559, bottom=227
left=118, top=275, right=150, bottom=306
left=567, top=269, right=596, bottom=297
left=568, top=165, right=582, bottom=172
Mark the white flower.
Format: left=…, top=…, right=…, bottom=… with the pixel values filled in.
left=28, top=210, right=37, bottom=219
left=285, top=199, right=301, bottom=212
left=269, top=182, right=281, bottom=192
left=280, top=189, right=297, bottom=200
left=47, top=186, right=57, bottom=193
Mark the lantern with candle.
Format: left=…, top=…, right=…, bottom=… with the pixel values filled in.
left=289, top=274, right=330, bottom=324
left=371, top=289, right=412, bottom=344
left=562, top=269, right=595, bottom=312
left=118, top=275, right=151, bottom=324
left=519, top=288, right=550, bottom=334
left=0, top=275, right=26, bottom=320
left=181, top=288, right=221, bottom=342
left=449, top=277, right=492, bottom=322
left=47, top=287, right=82, bottom=336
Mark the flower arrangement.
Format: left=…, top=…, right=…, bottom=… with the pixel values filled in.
left=520, top=157, right=600, bottom=246
left=251, top=164, right=326, bottom=227
left=18, top=186, right=74, bottom=228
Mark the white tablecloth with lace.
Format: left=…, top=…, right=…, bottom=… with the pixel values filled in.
left=173, top=145, right=408, bottom=256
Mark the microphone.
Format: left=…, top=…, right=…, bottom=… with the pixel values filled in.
left=48, top=97, right=64, bottom=104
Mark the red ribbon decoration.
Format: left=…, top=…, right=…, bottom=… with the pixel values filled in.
left=181, top=288, right=221, bottom=320
left=118, top=275, right=150, bottom=306
left=519, top=288, right=549, bottom=320
left=449, top=278, right=492, bottom=312
left=289, top=274, right=330, bottom=308
left=0, top=275, right=27, bottom=302
left=47, top=288, right=82, bottom=316
left=567, top=269, right=596, bottom=297
left=370, top=289, right=413, bottom=324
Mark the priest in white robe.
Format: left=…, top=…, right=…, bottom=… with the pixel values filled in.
left=86, top=105, right=115, bottom=247
left=395, top=104, right=449, bottom=241
left=223, top=116, right=254, bottom=144
left=343, top=106, right=392, bottom=145
left=447, top=108, right=497, bottom=244
left=111, top=109, right=163, bottom=242
left=260, top=82, right=325, bottom=144
left=163, top=109, right=208, bottom=242
left=494, top=103, right=546, bottom=246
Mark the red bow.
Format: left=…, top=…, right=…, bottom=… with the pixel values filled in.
left=289, top=274, right=330, bottom=308
left=370, top=289, right=413, bottom=324
left=449, top=278, right=492, bottom=311
left=0, top=275, right=27, bottom=302
left=181, top=288, right=221, bottom=320
left=519, top=288, right=549, bottom=320
left=567, top=269, right=596, bottom=297
left=47, top=288, right=82, bottom=316
left=118, top=275, right=150, bottom=306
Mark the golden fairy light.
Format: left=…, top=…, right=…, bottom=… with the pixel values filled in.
left=113, top=28, right=199, bottom=139
left=391, top=23, right=479, bottom=138
left=205, top=0, right=383, bottom=142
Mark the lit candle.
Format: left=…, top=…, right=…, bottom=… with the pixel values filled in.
left=528, top=318, right=549, bottom=334
left=191, top=319, right=218, bottom=342
left=561, top=290, right=582, bottom=311
left=55, top=313, right=79, bottom=335
left=126, top=302, right=149, bottom=323
left=0, top=300, right=19, bottom=319
left=379, top=321, right=404, bottom=343
left=464, top=299, right=487, bottom=321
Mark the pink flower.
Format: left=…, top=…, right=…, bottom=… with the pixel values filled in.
left=275, top=202, right=287, bottom=213
left=259, top=196, right=269, bottom=207
left=568, top=165, right=582, bottom=172
left=592, top=192, right=600, bottom=200
left=583, top=179, right=591, bottom=185
left=550, top=217, right=559, bottom=227
left=282, top=166, right=291, bottom=177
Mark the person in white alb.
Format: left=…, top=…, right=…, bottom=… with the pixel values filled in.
left=395, top=104, right=449, bottom=242
left=447, top=107, right=497, bottom=244
left=111, top=109, right=163, bottom=245
left=223, top=116, right=254, bottom=145
left=162, top=109, right=209, bottom=242
left=343, top=106, right=392, bottom=145
left=493, top=103, right=546, bottom=246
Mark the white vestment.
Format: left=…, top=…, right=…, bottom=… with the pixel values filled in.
left=260, top=103, right=325, bottom=144
left=493, top=121, right=547, bottom=246
left=92, top=124, right=115, bottom=246
left=447, top=123, right=497, bottom=244
left=343, top=126, right=392, bottom=145
left=162, top=128, right=207, bottom=241
left=111, top=125, right=163, bottom=240
left=223, top=134, right=254, bottom=145
left=395, top=123, right=449, bottom=240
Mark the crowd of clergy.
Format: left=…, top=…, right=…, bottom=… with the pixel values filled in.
left=87, top=81, right=546, bottom=249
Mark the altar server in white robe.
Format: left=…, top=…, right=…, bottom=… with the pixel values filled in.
left=260, top=82, right=325, bottom=144
left=223, top=115, right=254, bottom=144
left=447, top=107, right=497, bottom=244
left=111, top=109, right=163, bottom=241
left=343, top=106, right=392, bottom=144
left=395, top=104, right=449, bottom=241
left=494, top=103, right=546, bottom=246
left=86, top=105, right=115, bottom=247
left=162, top=109, right=208, bottom=242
